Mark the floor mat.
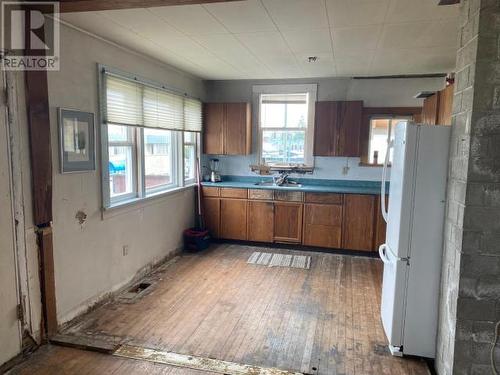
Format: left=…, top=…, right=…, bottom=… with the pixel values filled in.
left=247, top=251, right=311, bottom=269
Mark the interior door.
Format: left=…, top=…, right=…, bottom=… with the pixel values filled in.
left=0, top=88, right=22, bottom=365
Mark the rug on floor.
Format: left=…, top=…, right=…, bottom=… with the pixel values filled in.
left=247, top=251, right=311, bottom=270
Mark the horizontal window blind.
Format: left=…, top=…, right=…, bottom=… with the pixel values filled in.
left=106, top=75, right=143, bottom=127
left=184, top=98, right=202, bottom=132
left=143, top=86, right=184, bottom=130
left=104, top=73, right=202, bottom=132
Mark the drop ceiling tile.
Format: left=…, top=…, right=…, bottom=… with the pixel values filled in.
left=331, top=25, right=382, bottom=50
left=236, top=31, right=292, bottom=56
left=281, top=28, right=332, bottom=55
left=380, top=20, right=459, bottom=50
left=192, top=34, right=272, bottom=75
left=203, top=0, right=276, bottom=33
left=296, top=52, right=336, bottom=77
left=104, top=8, right=184, bottom=41
left=153, top=4, right=227, bottom=35
left=386, top=0, right=459, bottom=23
left=326, top=0, right=391, bottom=28
left=370, top=47, right=457, bottom=75
left=261, top=0, right=329, bottom=30
left=335, top=55, right=372, bottom=76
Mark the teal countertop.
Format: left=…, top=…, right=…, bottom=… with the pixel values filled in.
left=201, top=176, right=388, bottom=195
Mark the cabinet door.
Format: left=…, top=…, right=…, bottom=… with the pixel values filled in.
left=247, top=201, right=274, bottom=242
left=273, top=202, right=303, bottom=243
left=336, top=101, right=363, bottom=157
left=374, top=195, right=388, bottom=252
left=342, top=194, right=375, bottom=251
left=203, top=103, right=224, bottom=154
left=203, top=198, right=220, bottom=238
left=437, top=84, right=454, bottom=126
left=303, top=203, right=342, bottom=248
left=314, top=101, right=338, bottom=156
left=224, top=103, right=251, bottom=155
left=422, top=94, right=438, bottom=125
left=220, top=199, right=248, bottom=240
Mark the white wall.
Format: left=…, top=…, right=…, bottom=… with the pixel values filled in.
left=47, top=24, right=205, bottom=323
left=204, top=77, right=446, bottom=181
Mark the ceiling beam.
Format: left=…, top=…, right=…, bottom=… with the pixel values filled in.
left=58, top=0, right=242, bottom=13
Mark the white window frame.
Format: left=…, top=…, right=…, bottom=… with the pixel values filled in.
left=253, top=84, right=317, bottom=167
left=99, top=64, right=199, bottom=209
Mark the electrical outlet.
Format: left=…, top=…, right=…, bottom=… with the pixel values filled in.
left=122, top=245, right=129, bottom=256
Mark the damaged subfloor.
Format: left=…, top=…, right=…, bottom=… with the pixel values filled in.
left=11, top=244, right=430, bottom=375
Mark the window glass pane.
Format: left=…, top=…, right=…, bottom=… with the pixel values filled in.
left=261, top=102, right=285, bottom=128
left=108, top=124, right=129, bottom=142
left=184, top=144, right=195, bottom=181
left=184, top=131, right=196, bottom=143
left=144, top=128, right=173, bottom=191
left=368, top=119, right=390, bottom=164
left=109, top=145, right=134, bottom=198
left=262, top=130, right=305, bottom=164
left=286, top=103, right=308, bottom=128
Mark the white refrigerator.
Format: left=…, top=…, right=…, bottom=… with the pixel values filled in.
left=379, top=122, right=450, bottom=358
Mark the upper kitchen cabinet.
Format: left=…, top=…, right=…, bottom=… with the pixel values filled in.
left=314, top=101, right=363, bottom=157
left=203, top=102, right=251, bottom=155
left=421, top=84, right=454, bottom=126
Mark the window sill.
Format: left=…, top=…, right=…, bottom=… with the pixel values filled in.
left=102, top=184, right=196, bottom=219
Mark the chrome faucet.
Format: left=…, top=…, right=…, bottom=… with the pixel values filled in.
left=273, top=172, right=289, bottom=186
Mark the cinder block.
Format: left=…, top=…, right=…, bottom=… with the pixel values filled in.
left=457, top=297, right=496, bottom=321
left=472, top=320, right=496, bottom=342
left=476, top=275, right=500, bottom=298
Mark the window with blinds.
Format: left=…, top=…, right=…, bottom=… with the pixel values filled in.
left=101, top=69, right=201, bottom=208
left=104, top=74, right=202, bottom=132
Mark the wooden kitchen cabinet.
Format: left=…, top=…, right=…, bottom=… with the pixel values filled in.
left=273, top=202, right=303, bottom=243
left=220, top=199, right=248, bottom=240
left=203, top=197, right=220, bottom=238
left=303, top=203, right=342, bottom=248
left=314, top=101, right=363, bottom=157
left=203, top=103, right=224, bottom=154
left=203, top=102, right=251, bottom=155
left=342, top=194, right=375, bottom=251
left=247, top=201, right=274, bottom=242
left=421, top=84, right=454, bottom=126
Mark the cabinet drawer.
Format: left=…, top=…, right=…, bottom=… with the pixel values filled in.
left=220, top=188, right=248, bottom=199
left=274, top=190, right=304, bottom=202
left=202, top=186, right=219, bottom=197
left=248, top=189, right=274, bottom=200
left=305, top=192, right=343, bottom=205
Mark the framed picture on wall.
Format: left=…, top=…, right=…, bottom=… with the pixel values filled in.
left=58, top=108, right=96, bottom=173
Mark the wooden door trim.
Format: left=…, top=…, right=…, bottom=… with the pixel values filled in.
left=24, top=18, right=57, bottom=337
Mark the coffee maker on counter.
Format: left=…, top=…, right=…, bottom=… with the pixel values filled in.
left=209, top=158, right=222, bottom=182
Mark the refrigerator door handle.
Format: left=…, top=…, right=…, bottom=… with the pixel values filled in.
left=381, top=140, right=394, bottom=223
left=379, top=244, right=391, bottom=264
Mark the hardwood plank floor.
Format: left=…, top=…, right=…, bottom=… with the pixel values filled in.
left=9, top=345, right=216, bottom=375
left=16, top=244, right=430, bottom=375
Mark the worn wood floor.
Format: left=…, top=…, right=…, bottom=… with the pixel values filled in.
left=15, top=244, right=429, bottom=375
left=9, top=345, right=216, bottom=374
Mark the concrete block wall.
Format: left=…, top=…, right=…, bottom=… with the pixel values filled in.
left=436, top=0, right=500, bottom=374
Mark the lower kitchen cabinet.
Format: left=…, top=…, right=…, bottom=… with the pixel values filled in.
left=342, top=194, right=375, bottom=251
left=202, top=186, right=382, bottom=252
left=247, top=200, right=274, bottom=242
left=273, top=202, right=303, bottom=243
left=303, top=203, right=342, bottom=248
left=220, top=198, right=248, bottom=240
left=203, top=197, right=220, bottom=238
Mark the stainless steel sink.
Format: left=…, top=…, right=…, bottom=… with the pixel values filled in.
left=254, top=181, right=302, bottom=188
